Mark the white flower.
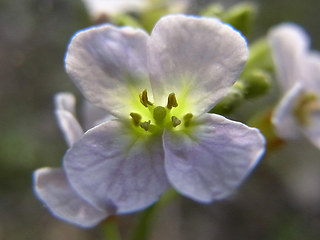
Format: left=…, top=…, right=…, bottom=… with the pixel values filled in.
left=81, top=0, right=190, bottom=20
left=82, top=0, right=148, bottom=18
left=34, top=93, right=115, bottom=227
left=269, top=23, right=320, bottom=148
left=34, top=14, right=265, bottom=227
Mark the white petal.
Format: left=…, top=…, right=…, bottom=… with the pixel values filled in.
left=33, top=167, right=111, bottom=228
left=54, top=93, right=84, bottom=146
left=81, top=101, right=114, bottom=130
left=303, top=52, right=320, bottom=92
left=54, top=92, right=77, bottom=114
left=64, top=120, right=169, bottom=213
left=272, top=82, right=303, bottom=139
left=301, top=107, right=320, bottom=148
left=268, top=23, right=310, bottom=90
left=65, top=25, right=151, bottom=118
left=55, top=110, right=84, bottom=147
left=148, top=15, right=248, bottom=114
left=163, top=113, right=265, bottom=202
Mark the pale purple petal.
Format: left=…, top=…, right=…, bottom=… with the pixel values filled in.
left=272, top=82, right=303, bottom=139
left=268, top=23, right=310, bottom=91
left=65, top=25, right=151, bottom=118
left=54, top=93, right=84, bottom=147
left=55, top=110, right=84, bottom=147
left=81, top=101, right=114, bottom=130
left=54, top=92, right=77, bottom=114
left=64, top=120, right=169, bottom=213
left=163, top=113, right=265, bottom=202
left=33, top=167, right=112, bottom=228
left=148, top=15, right=248, bottom=115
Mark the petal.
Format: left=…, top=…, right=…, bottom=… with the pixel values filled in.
left=55, top=110, right=84, bottom=147
left=54, top=92, right=77, bottom=114
left=148, top=15, right=248, bottom=115
left=33, top=167, right=111, bottom=228
left=301, top=107, right=320, bottom=148
left=81, top=101, right=114, bottom=130
left=65, top=25, right=151, bottom=118
left=64, top=120, right=169, bottom=213
left=303, top=52, right=320, bottom=92
left=54, top=92, right=84, bottom=146
left=163, top=113, right=265, bottom=202
left=272, top=82, right=303, bottom=139
left=268, top=23, right=310, bottom=90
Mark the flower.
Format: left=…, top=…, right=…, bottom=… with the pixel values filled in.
left=268, top=23, right=320, bottom=148
left=34, top=14, right=265, bottom=227
left=81, top=0, right=190, bottom=22
left=82, top=0, right=148, bottom=19
left=34, top=93, right=115, bottom=227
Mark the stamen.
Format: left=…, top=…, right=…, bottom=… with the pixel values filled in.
left=167, top=93, right=178, bottom=109
left=130, top=112, right=142, bottom=126
left=140, top=120, right=151, bottom=131
left=153, top=106, right=167, bottom=124
left=171, top=116, right=181, bottom=127
left=183, top=113, right=193, bottom=127
left=139, top=89, right=153, bottom=107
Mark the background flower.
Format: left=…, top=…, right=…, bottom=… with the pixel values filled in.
left=269, top=23, right=320, bottom=148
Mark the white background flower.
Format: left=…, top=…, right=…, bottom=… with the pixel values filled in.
left=269, top=23, right=320, bottom=148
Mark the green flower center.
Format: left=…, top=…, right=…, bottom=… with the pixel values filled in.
left=130, top=89, right=194, bottom=133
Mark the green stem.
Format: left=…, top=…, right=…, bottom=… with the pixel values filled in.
left=130, top=189, right=179, bottom=240
left=103, top=218, right=122, bottom=240
left=130, top=205, right=156, bottom=240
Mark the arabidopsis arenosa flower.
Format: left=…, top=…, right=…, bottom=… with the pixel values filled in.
left=82, top=0, right=148, bottom=18
left=82, top=0, right=190, bottom=21
left=34, top=14, right=265, bottom=227
left=269, top=23, right=320, bottom=148
left=34, top=93, right=115, bottom=227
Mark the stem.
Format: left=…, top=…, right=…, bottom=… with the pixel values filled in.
left=103, top=218, right=122, bottom=240
left=130, top=189, right=179, bottom=240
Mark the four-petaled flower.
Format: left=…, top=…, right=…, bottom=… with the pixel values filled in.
left=34, top=14, right=265, bottom=227
left=269, top=23, right=320, bottom=148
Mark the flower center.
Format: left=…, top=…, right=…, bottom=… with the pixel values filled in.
left=293, top=91, right=319, bottom=125
left=130, top=89, right=193, bottom=133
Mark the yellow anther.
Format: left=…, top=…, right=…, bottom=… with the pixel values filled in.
left=130, top=112, right=142, bottom=126
left=183, top=113, right=193, bottom=127
left=140, top=120, right=151, bottom=131
left=167, top=93, right=178, bottom=109
left=171, top=116, right=181, bottom=127
left=139, top=89, right=153, bottom=107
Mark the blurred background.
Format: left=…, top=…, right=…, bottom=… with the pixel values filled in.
left=1, top=0, right=320, bottom=239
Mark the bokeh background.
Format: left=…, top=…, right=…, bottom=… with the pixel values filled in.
left=1, top=0, right=320, bottom=239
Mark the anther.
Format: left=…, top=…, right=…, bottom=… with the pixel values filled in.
left=183, top=113, right=193, bottom=127
left=139, top=89, right=153, bottom=107
left=130, top=112, right=142, bottom=126
left=167, top=93, right=178, bottom=109
left=140, top=120, right=151, bottom=131
left=171, top=116, right=181, bottom=127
